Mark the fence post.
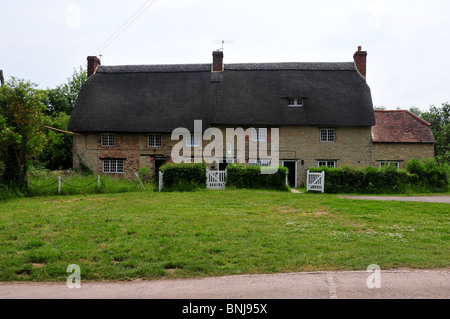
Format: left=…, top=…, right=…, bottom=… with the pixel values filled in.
left=306, top=170, right=310, bottom=192
left=158, top=171, right=163, bottom=192
left=321, top=171, right=325, bottom=193
left=135, top=172, right=145, bottom=190
left=98, top=175, right=101, bottom=189
left=58, top=176, right=61, bottom=194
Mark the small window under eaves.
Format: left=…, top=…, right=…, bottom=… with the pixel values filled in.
left=288, top=98, right=304, bottom=107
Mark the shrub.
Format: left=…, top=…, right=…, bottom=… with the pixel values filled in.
left=406, top=158, right=448, bottom=191
left=138, top=166, right=153, bottom=184
left=159, top=162, right=207, bottom=191
left=226, top=164, right=289, bottom=191
left=309, top=159, right=448, bottom=194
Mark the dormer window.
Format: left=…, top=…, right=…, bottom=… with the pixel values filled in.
left=288, top=98, right=304, bottom=107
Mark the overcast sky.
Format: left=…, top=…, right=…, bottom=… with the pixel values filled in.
left=1, top=0, right=449, bottom=110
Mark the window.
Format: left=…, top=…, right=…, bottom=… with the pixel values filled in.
left=288, top=98, right=304, bottom=107
left=379, top=161, right=400, bottom=169
left=249, top=159, right=271, bottom=166
left=318, top=160, right=336, bottom=168
left=102, top=159, right=124, bottom=173
left=252, top=128, right=267, bottom=142
left=320, top=129, right=335, bottom=142
left=101, top=133, right=115, bottom=147
left=148, top=134, right=162, bottom=147
left=186, top=134, right=201, bottom=147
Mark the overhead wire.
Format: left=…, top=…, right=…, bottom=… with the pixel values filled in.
left=91, top=0, right=158, bottom=56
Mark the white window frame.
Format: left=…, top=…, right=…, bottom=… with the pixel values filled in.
left=288, top=98, right=304, bottom=107
left=186, top=134, right=201, bottom=147
left=320, top=128, right=335, bottom=143
left=318, top=160, right=336, bottom=168
left=379, top=161, right=400, bottom=169
left=101, top=133, right=115, bottom=147
left=102, top=159, right=124, bottom=173
left=252, top=128, right=267, bottom=142
left=148, top=133, right=162, bottom=147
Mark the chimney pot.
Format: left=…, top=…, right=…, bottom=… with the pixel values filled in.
left=87, top=56, right=101, bottom=77
left=353, top=46, right=367, bottom=79
left=212, top=51, right=224, bottom=72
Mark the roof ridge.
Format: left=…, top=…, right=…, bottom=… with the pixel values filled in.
left=374, top=110, right=431, bottom=126
left=96, top=61, right=356, bottom=73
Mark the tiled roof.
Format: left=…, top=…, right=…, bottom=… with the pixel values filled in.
left=372, top=110, right=435, bottom=143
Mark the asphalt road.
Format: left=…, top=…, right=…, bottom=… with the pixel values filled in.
left=1, top=269, right=448, bottom=299
left=340, top=195, right=450, bottom=203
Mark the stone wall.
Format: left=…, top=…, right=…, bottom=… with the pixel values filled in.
left=372, top=143, right=435, bottom=169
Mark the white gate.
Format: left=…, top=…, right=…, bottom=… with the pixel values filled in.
left=206, top=169, right=226, bottom=189
left=306, top=170, right=325, bottom=193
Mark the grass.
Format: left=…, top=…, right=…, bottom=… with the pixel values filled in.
left=0, top=189, right=448, bottom=282
left=27, top=172, right=153, bottom=196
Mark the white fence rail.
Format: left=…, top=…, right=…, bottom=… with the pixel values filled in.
left=306, top=170, right=325, bottom=193
left=206, top=169, right=227, bottom=189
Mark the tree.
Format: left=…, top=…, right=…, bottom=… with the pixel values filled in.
left=38, top=66, right=86, bottom=170
left=43, top=66, right=87, bottom=115
left=40, top=112, right=73, bottom=170
left=413, top=103, right=450, bottom=164
left=0, top=78, right=48, bottom=186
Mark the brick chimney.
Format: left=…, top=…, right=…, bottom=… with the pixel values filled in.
left=212, top=50, right=224, bottom=72
left=87, top=56, right=101, bottom=77
left=353, top=46, right=367, bottom=78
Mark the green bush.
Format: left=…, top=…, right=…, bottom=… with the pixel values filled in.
left=159, top=162, right=207, bottom=191
left=138, top=166, right=153, bottom=184
left=308, top=158, right=448, bottom=194
left=406, top=158, right=448, bottom=191
left=0, top=184, right=24, bottom=201
left=226, top=164, right=289, bottom=191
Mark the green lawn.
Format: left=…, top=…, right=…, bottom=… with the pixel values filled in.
left=0, top=189, right=448, bottom=281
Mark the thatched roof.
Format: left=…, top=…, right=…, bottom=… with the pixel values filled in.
left=68, top=62, right=375, bottom=132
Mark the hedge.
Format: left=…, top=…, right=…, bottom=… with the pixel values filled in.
left=308, top=158, right=448, bottom=194
left=226, top=163, right=289, bottom=191
left=159, top=162, right=207, bottom=191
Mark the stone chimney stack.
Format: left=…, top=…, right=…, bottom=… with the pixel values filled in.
left=353, top=46, right=367, bottom=78
left=87, top=56, right=101, bottom=78
left=212, top=51, right=224, bottom=72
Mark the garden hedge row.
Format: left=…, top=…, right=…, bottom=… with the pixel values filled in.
left=159, top=162, right=207, bottom=191
left=226, top=164, right=289, bottom=191
left=308, top=158, right=448, bottom=194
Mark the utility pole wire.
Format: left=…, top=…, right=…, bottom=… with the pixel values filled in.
left=92, top=0, right=158, bottom=56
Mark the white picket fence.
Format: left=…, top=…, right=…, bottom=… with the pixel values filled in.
left=206, top=169, right=227, bottom=189
left=306, top=170, right=325, bottom=193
